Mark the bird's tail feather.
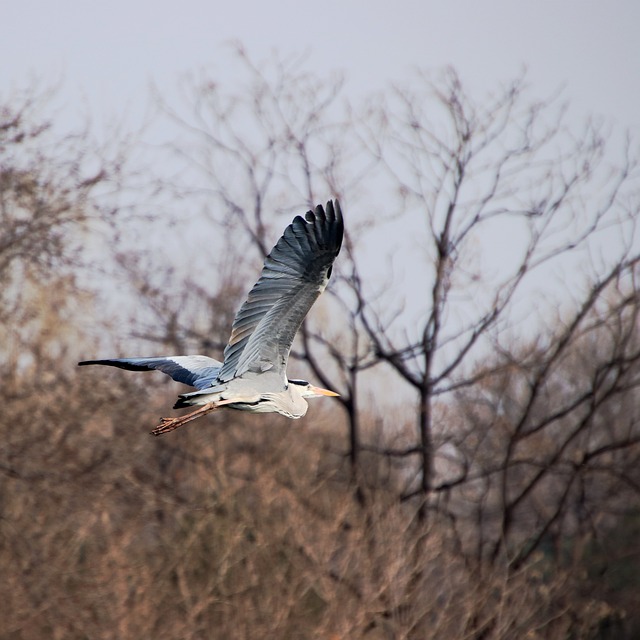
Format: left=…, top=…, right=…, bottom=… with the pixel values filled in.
left=174, top=387, right=224, bottom=409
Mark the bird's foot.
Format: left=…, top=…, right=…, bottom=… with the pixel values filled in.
left=151, top=416, right=183, bottom=436
left=150, top=401, right=218, bottom=437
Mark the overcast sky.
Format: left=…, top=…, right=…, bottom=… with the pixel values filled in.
left=3, top=0, right=638, bottom=130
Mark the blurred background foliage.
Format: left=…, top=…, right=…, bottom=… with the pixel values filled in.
left=1, top=51, right=639, bottom=639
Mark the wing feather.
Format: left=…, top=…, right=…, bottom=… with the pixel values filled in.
left=78, top=356, right=222, bottom=390
left=217, top=200, right=343, bottom=382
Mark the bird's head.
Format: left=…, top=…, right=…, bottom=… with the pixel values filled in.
left=289, top=379, right=340, bottom=399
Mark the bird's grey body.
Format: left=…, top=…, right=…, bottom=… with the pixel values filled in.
left=79, top=200, right=343, bottom=435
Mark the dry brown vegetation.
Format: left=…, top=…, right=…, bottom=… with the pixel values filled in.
left=2, top=55, right=640, bottom=639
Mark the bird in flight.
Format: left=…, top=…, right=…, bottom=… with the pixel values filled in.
left=79, top=200, right=343, bottom=436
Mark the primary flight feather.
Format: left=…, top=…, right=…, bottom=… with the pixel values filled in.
left=79, top=200, right=343, bottom=435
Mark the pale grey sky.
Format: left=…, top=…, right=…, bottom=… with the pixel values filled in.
left=3, top=0, right=639, bottom=129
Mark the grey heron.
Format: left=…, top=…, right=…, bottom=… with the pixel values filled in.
left=79, top=200, right=343, bottom=436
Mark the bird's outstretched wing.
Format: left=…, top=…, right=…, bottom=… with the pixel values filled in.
left=78, top=356, right=222, bottom=390
left=217, top=200, right=343, bottom=383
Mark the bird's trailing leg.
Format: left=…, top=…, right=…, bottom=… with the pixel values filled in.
left=151, top=401, right=219, bottom=436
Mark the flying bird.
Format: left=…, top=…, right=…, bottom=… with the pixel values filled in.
left=79, top=200, right=343, bottom=436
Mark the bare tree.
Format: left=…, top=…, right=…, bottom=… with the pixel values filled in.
left=0, top=82, right=126, bottom=375
left=110, top=59, right=640, bottom=636
left=130, top=47, right=378, bottom=490
left=350, top=69, right=640, bottom=522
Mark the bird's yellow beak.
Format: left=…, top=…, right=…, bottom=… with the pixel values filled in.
left=310, top=385, right=340, bottom=397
